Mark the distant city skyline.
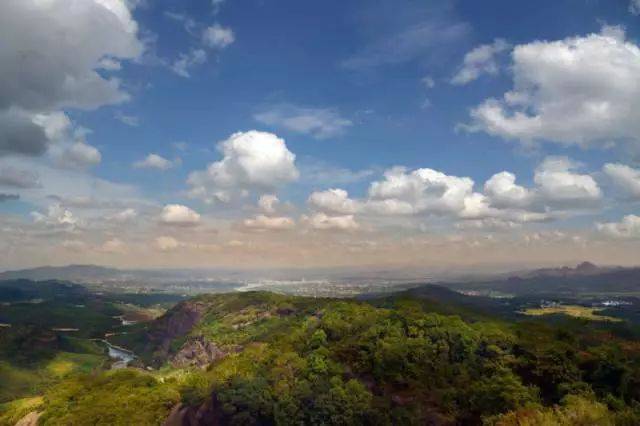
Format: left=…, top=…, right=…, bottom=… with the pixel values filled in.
left=1, top=0, right=640, bottom=269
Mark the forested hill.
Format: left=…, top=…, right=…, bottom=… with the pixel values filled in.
left=439, top=265, right=640, bottom=296
left=12, top=289, right=638, bottom=425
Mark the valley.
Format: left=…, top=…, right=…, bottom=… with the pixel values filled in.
left=1, top=263, right=640, bottom=424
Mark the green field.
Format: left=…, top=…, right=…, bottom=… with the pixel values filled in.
left=521, top=305, right=623, bottom=322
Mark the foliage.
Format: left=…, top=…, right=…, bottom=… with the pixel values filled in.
left=4, top=290, right=640, bottom=425
left=0, top=396, right=43, bottom=426
left=39, top=370, right=180, bottom=426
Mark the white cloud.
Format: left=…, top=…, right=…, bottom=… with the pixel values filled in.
left=342, top=21, right=469, bottom=70
left=243, top=215, right=295, bottom=231
left=0, top=0, right=142, bottom=113
left=603, top=163, right=640, bottom=199
left=302, top=212, right=359, bottom=231
left=171, top=48, right=207, bottom=78
left=100, top=238, right=127, bottom=254
left=61, top=239, right=88, bottom=252
left=308, top=189, right=359, bottom=215
left=631, top=0, right=640, bottom=15
left=533, top=157, right=601, bottom=205
left=483, top=157, right=601, bottom=211
left=202, top=24, right=235, bottom=49
left=155, top=236, right=181, bottom=251
left=187, top=131, right=299, bottom=203
left=464, top=26, right=640, bottom=150
left=257, top=194, right=279, bottom=214
left=421, top=76, right=436, bottom=88
left=0, top=5, right=116, bottom=168
left=0, top=166, right=40, bottom=189
left=160, top=204, right=201, bottom=226
left=597, top=215, right=640, bottom=239
left=368, top=166, right=476, bottom=216
left=109, top=208, right=138, bottom=222
left=451, top=38, right=510, bottom=85
left=0, top=155, right=143, bottom=212
left=484, top=171, right=532, bottom=208
left=134, top=153, right=174, bottom=171
left=114, top=112, right=140, bottom=127
left=99, top=58, right=122, bottom=71
left=303, top=157, right=597, bottom=229
left=31, top=204, right=78, bottom=228
left=254, top=105, right=352, bottom=139
left=52, top=142, right=102, bottom=170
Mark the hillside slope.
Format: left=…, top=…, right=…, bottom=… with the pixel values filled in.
left=28, top=290, right=640, bottom=425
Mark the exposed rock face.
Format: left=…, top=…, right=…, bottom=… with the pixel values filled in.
left=16, top=411, right=41, bottom=426
left=163, top=398, right=220, bottom=426
left=142, top=300, right=210, bottom=365
left=171, top=336, right=237, bottom=369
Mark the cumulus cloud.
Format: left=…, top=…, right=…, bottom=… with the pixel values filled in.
left=0, top=109, right=49, bottom=157
left=202, top=24, right=235, bottom=49
left=484, top=172, right=532, bottom=209
left=305, top=157, right=598, bottom=230
left=483, top=157, right=601, bottom=211
left=631, top=0, right=640, bottom=15
left=451, top=39, right=510, bottom=85
left=464, top=26, right=640, bottom=150
left=31, top=204, right=79, bottom=228
left=533, top=157, right=601, bottom=205
left=597, top=215, right=640, bottom=239
left=254, top=105, right=353, bottom=140
left=0, top=166, right=40, bottom=188
left=243, top=215, right=295, bottom=231
left=308, top=189, right=359, bottom=215
left=0, top=0, right=139, bottom=163
left=302, top=212, right=359, bottom=231
left=257, top=194, right=279, bottom=214
left=160, top=204, right=201, bottom=226
left=52, top=142, right=102, bottom=170
left=187, top=131, right=299, bottom=203
left=367, top=166, right=477, bottom=216
left=134, top=154, right=175, bottom=170
left=603, top=163, right=640, bottom=199
left=0, top=0, right=142, bottom=113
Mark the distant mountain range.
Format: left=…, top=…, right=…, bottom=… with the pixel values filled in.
left=0, top=265, right=208, bottom=284
left=1, top=262, right=640, bottom=296
left=0, top=265, right=124, bottom=282
left=441, top=262, right=640, bottom=296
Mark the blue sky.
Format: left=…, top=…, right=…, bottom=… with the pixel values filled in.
left=1, top=0, right=640, bottom=269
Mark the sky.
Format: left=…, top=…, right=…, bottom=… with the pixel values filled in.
left=1, top=0, right=640, bottom=271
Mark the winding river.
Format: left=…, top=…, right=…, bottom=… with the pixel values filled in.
left=102, top=340, right=136, bottom=369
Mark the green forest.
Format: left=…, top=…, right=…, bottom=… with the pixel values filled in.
left=3, top=287, right=640, bottom=425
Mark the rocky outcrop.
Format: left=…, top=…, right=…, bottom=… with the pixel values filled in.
left=163, top=398, right=220, bottom=426
left=15, top=411, right=41, bottom=426
left=141, top=300, right=210, bottom=365
left=170, top=336, right=239, bottom=369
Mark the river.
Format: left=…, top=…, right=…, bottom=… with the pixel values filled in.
left=102, top=340, right=136, bottom=369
